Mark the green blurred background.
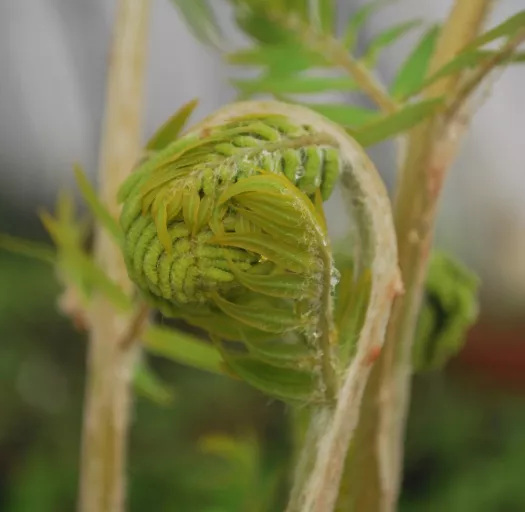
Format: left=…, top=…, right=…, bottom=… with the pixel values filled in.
left=1, top=1, right=525, bottom=510
left=2, top=184, right=525, bottom=512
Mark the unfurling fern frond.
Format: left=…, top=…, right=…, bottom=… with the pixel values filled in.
left=413, top=252, right=479, bottom=372
left=172, top=1, right=525, bottom=148
left=118, top=100, right=399, bottom=404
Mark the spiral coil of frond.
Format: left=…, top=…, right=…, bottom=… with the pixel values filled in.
left=118, top=101, right=372, bottom=402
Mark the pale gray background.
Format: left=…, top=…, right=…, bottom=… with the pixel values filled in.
left=1, top=0, right=524, bottom=310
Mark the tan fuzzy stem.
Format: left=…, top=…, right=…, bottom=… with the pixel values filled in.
left=190, top=100, right=399, bottom=511
left=78, top=1, right=151, bottom=511
left=336, top=2, right=493, bottom=511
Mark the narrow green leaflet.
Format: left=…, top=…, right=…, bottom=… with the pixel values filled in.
left=222, top=353, right=318, bottom=402
left=146, top=98, right=199, bottom=151
left=422, top=49, right=525, bottom=92
left=213, top=293, right=303, bottom=334
left=234, top=193, right=305, bottom=228
left=391, top=25, right=440, bottom=99
left=39, top=201, right=133, bottom=311
left=133, top=359, right=175, bottom=406
left=316, top=0, right=334, bottom=33
left=73, top=164, right=123, bottom=245
left=233, top=2, right=295, bottom=45
left=362, top=20, right=422, bottom=67
left=342, top=0, right=390, bottom=50
left=306, top=103, right=380, bottom=128
left=350, top=98, right=443, bottom=147
left=236, top=208, right=309, bottom=242
left=212, top=233, right=317, bottom=273
left=170, top=0, right=223, bottom=47
left=183, top=310, right=278, bottom=344
left=227, top=44, right=328, bottom=76
left=463, top=10, right=525, bottom=51
left=337, top=270, right=372, bottom=361
left=244, top=338, right=313, bottom=365
left=41, top=192, right=86, bottom=251
left=142, top=325, right=224, bottom=374
left=218, top=175, right=289, bottom=203
left=229, top=264, right=318, bottom=300
left=235, top=194, right=303, bottom=229
left=231, top=75, right=358, bottom=96
left=73, top=254, right=133, bottom=311
left=197, top=433, right=258, bottom=475
left=0, top=234, right=56, bottom=264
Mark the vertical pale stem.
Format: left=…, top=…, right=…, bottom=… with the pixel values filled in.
left=336, top=1, right=492, bottom=511
left=78, top=1, right=151, bottom=511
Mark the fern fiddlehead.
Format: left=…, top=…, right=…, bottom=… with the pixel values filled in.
left=119, top=100, right=400, bottom=511
left=118, top=101, right=352, bottom=402
left=119, top=113, right=339, bottom=312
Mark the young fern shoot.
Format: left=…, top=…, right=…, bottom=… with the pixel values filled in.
left=117, top=99, right=400, bottom=511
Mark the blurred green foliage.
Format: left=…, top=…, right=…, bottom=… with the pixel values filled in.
left=2, top=248, right=525, bottom=511
left=0, top=252, right=290, bottom=512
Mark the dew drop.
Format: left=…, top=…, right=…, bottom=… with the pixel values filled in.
left=295, top=166, right=306, bottom=181
left=330, top=267, right=341, bottom=288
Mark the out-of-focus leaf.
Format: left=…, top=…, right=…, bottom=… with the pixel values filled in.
left=342, top=0, right=389, bottom=50
left=463, top=10, right=525, bottom=51
left=73, top=254, right=133, bottom=311
left=146, top=98, right=199, bottom=151
left=307, top=103, right=380, bottom=128
left=0, top=234, right=56, bottom=264
left=40, top=194, right=133, bottom=311
left=362, top=20, right=422, bottom=67
left=222, top=353, right=318, bottom=402
left=196, top=431, right=274, bottom=511
left=413, top=252, right=480, bottom=372
left=142, top=325, right=224, bottom=374
left=198, top=432, right=256, bottom=467
left=170, top=0, right=223, bottom=47
left=227, top=44, right=328, bottom=75
left=213, top=293, right=303, bottom=334
left=73, top=164, right=123, bottom=245
left=134, top=359, right=175, bottom=406
left=422, top=49, right=525, bottom=91
left=391, top=25, right=440, bottom=99
left=317, top=0, right=334, bottom=33
left=350, top=97, right=443, bottom=147
left=233, top=2, right=294, bottom=45
left=232, top=74, right=358, bottom=96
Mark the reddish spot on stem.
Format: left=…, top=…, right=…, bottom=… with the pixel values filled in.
left=365, top=345, right=382, bottom=366
left=200, top=127, right=212, bottom=139
left=427, top=166, right=445, bottom=199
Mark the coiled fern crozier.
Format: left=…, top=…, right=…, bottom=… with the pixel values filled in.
left=118, top=100, right=398, bottom=409
left=119, top=100, right=399, bottom=511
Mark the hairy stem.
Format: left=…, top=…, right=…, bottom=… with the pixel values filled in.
left=446, top=27, right=525, bottom=121
left=78, top=1, right=151, bottom=511
left=268, top=9, right=399, bottom=114
left=283, top=119, right=400, bottom=511
left=336, top=1, right=493, bottom=511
